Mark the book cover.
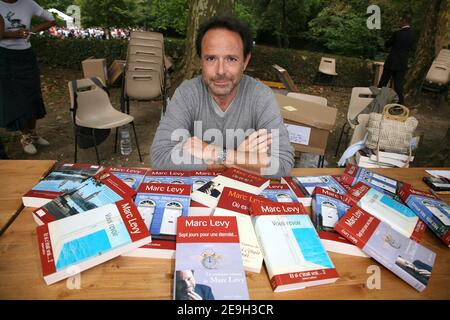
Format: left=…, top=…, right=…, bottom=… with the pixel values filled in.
left=189, top=170, right=221, bottom=216
left=260, top=183, right=298, bottom=203
left=251, top=202, right=339, bottom=292
left=280, top=176, right=310, bottom=206
left=144, top=170, right=192, bottom=185
left=22, top=163, right=102, bottom=208
left=213, top=187, right=267, bottom=273
left=335, top=206, right=436, bottom=292
left=174, top=216, right=249, bottom=300
left=282, top=175, right=348, bottom=207
left=191, top=167, right=270, bottom=209
left=398, top=184, right=450, bottom=247
left=32, top=169, right=136, bottom=225
left=106, top=166, right=148, bottom=191
left=312, top=187, right=368, bottom=257
left=423, top=176, right=450, bottom=192
left=342, top=164, right=402, bottom=198
left=37, top=199, right=151, bottom=285
left=124, top=183, right=191, bottom=259
left=343, top=182, right=427, bottom=242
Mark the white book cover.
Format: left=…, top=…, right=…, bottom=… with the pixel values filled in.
left=251, top=202, right=339, bottom=292
left=37, top=199, right=151, bottom=285
left=344, top=182, right=427, bottom=242
left=191, top=167, right=270, bottom=209
left=189, top=170, right=221, bottom=216
left=213, top=187, right=266, bottom=273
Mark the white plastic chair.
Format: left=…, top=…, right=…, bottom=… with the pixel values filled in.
left=68, top=77, right=142, bottom=164
left=318, top=57, right=338, bottom=76
left=335, top=87, right=376, bottom=156
left=287, top=92, right=328, bottom=107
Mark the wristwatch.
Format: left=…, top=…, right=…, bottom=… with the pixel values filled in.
left=216, top=148, right=227, bottom=164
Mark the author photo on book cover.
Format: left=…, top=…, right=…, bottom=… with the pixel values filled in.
left=174, top=269, right=215, bottom=300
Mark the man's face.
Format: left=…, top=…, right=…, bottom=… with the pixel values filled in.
left=177, top=270, right=196, bottom=294
left=201, top=28, right=250, bottom=101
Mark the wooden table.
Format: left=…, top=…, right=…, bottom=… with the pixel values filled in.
left=0, top=164, right=449, bottom=299
left=0, top=160, right=56, bottom=234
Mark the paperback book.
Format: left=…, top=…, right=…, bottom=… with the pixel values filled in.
left=342, top=164, right=402, bottom=198
left=398, top=184, right=450, bottom=247
left=174, top=216, right=249, bottom=300
left=32, top=169, right=136, bottom=225
left=189, top=170, right=221, bottom=216
left=260, top=183, right=298, bottom=203
left=191, top=167, right=270, bottom=209
left=251, top=202, right=339, bottom=292
left=335, top=206, right=436, bottom=292
left=281, top=175, right=348, bottom=207
left=312, top=187, right=368, bottom=257
left=23, top=163, right=102, bottom=208
left=37, top=199, right=151, bottom=285
left=213, top=187, right=267, bottom=273
left=343, top=182, right=426, bottom=242
left=124, top=183, right=191, bottom=259
left=106, top=166, right=148, bottom=191
left=144, top=170, right=192, bottom=185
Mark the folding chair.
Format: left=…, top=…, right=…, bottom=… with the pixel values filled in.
left=130, top=30, right=164, bottom=43
left=68, top=77, right=142, bottom=164
left=272, top=64, right=300, bottom=92
left=334, top=87, right=375, bottom=156
left=128, top=45, right=163, bottom=59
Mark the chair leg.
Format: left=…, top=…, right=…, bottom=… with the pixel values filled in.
left=114, top=127, right=118, bottom=153
left=334, top=122, right=348, bottom=157
left=91, top=128, right=101, bottom=165
left=120, top=74, right=126, bottom=113
left=317, top=155, right=325, bottom=168
left=131, top=121, right=143, bottom=162
left=74, top=127, right=78, bottom=163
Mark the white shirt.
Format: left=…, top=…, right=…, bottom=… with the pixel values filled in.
left=0, top=0, right=54, bottom=50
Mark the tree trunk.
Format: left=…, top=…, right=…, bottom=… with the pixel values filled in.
left=434, top=0, right=450, bottom=53
left=404, top=0, right=442, bottom=98
left=171, top=0, right=235, bottom=93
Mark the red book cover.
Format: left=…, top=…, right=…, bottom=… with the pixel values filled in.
left=334, top=206, right=381, bottom=249
left=250, top=201, right=306, bottom=217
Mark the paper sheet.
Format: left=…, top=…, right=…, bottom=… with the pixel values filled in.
left=285, top=124, right=311, bottom=145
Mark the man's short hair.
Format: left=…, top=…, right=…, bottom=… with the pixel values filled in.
left=196, top=16, right=253, bottom=58
left=401, top=14, right=412, bottom=24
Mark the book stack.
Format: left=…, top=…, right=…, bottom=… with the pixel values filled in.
left=355, top=148, right=413, bottom=168
left=26, top=162, right=447, bottom=294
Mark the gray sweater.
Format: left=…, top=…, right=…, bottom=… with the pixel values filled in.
left=150, top=75, right=294, bottom=178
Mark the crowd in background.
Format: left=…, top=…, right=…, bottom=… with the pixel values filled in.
left=46, top=26, right=132, bottom=40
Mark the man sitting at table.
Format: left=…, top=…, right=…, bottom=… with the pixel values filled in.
left=150, top=16, right=294, bottom=178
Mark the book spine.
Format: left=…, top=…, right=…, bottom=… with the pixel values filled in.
left=271, top=268, right=339, bottom=290
left=37, top=224, right=56, bottom=277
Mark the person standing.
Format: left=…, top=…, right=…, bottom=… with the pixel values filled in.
left=378, top=14, right=414, bottom=104
left=0, top=0, right=56, bottom=155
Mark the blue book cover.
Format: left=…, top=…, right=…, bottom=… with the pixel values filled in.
left=32, top=169, right=136, bottom=225
left=107, top=166, right=148, bottom=191
left=293, top=175, right=348, bottom=196
left=144, top=170, right=192, bottom=185
left=260, top=183, right=298, bottom=203
left=174, top=216, right=249, bottom=300
left=124, top=183, right=191, bottom=259
left=398, top=185, right=450, bottom=247
left=23, top=163, right=102, bottom=207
